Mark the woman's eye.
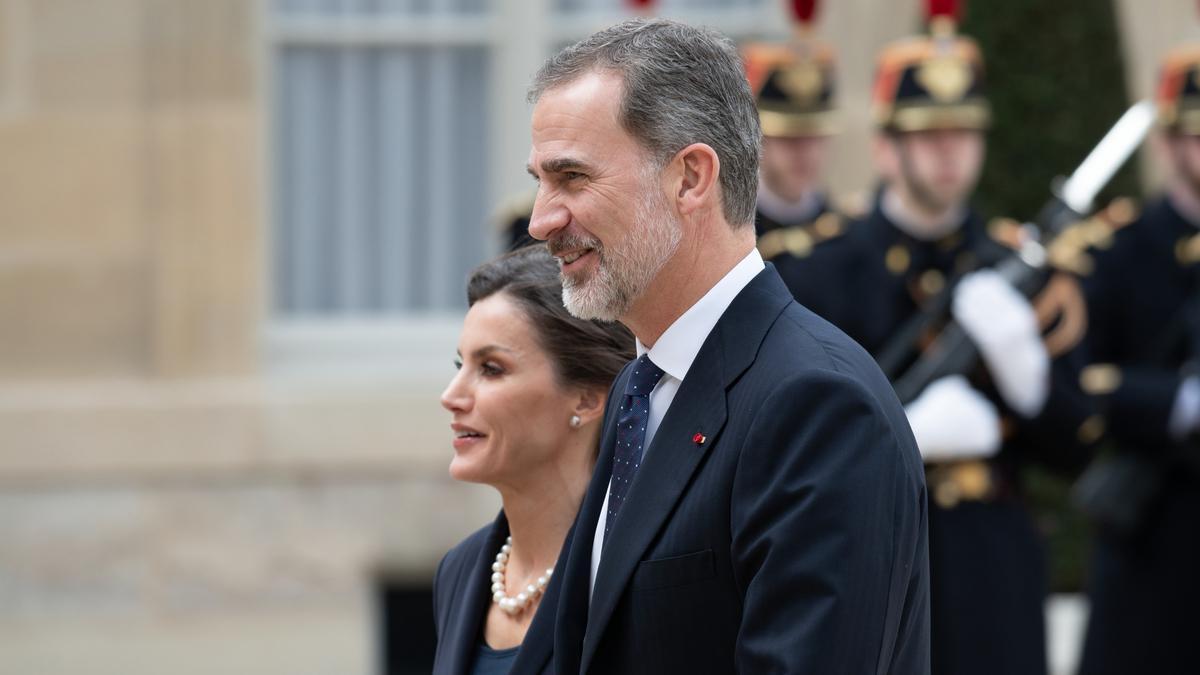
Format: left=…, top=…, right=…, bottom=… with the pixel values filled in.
left=453, top=358, right=463, bottom=371
left=481, top=362, right=504, bottom=377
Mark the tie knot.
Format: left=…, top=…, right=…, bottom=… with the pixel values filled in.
left=625, top=354, right=666, bottom=398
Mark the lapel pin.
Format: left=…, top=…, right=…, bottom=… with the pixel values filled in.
left=692, top=433, right=706, bottom=446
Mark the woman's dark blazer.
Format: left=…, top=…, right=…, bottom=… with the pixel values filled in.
left=432, top=511, right=561, bottom=675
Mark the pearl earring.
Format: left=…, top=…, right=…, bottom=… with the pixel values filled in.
left=570, top=415, right=582, bottom=428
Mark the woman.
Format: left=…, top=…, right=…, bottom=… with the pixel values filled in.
left=433, top=245, right=633, bottom=675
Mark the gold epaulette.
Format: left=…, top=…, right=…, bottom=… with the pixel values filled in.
left=1045, top=197, right=1139, bottom=276
left=757, top=211, right=845, bottom=261
left=927, top=461, right=995, bottom=509
left=492, top=189, right=537, bottom=231
left=986, top=217, right=1027, bottom=251
left=1080, top=363, right=1122, bottom=395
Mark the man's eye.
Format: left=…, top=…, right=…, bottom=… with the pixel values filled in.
left=563, top=171, right=585, bottom=181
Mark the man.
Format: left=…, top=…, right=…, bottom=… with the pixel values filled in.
left=1076, top=45, right=1200, bottom=675
left=524, top=18, right=929, bottom=674
left=778, top=23, right=1100, bottom=675
left=743, top=40, right=847, bottom=272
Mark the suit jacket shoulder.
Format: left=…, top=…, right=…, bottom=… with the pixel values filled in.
left=434, top=522, right=494, bottom=631
left=556, top=266, right=930, bottom=675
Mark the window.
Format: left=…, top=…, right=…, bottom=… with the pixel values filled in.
left=267, top=0, right=774, bottom=318
left=270, top=0, right=492, bottom=315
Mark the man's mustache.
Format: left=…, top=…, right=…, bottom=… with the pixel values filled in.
left=547, top=232, right=603, bottom=258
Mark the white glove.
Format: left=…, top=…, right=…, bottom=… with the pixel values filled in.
left=951, top=269, right=1049, bottom=418
left=905, top=375, right=1003, bottom=461
left=1168, top=375, right=1200, bottom=440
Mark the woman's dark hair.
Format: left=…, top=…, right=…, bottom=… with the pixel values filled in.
left=466, top=244, right=634, bottom=391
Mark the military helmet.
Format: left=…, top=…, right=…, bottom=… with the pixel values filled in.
left=871, top=4, right=990, bottom=132
left=1156, top=45, right=1200, bottom=135
left=745, top=41, right=838, bottom=138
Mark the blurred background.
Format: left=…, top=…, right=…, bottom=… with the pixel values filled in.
left=0, top=0, right=1194, bottom=673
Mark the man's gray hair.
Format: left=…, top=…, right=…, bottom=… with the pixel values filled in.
left=528, top=18, right=762, bottom=228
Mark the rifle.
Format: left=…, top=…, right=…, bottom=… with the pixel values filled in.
left=1073, top=264, right=1200, bottom=538
left=878, top=101, right=1157, bottom=404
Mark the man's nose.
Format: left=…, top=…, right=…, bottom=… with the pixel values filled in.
left=528, top=197, right=570, bottom=241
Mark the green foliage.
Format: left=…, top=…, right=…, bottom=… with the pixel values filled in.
left=1021, top=465, right=1094, bottom=592
left=962, top=0, right=1143, bottom=221
left=961, top=0, right=1140, bottom=592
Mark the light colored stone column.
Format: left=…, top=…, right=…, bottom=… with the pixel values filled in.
left=142, top=0, right=261, bottom=377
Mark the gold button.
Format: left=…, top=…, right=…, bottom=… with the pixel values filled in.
left=813, top=213, right=842, bottom=239
left=934, top=480, right=961, bottom=509
left=919, top=269, right=945, bottom=296
left=785, top=228, right=813, bottom=257
left=1177, top=235, right=1200, bottom=265
left=1080, top=364, right=1122, bottom=395
left=937, top=232, right=963, bottom=251
left=1077, top=415, right=1106, bottom=445
left=886, top=245, right=910, bottom=275
left=954, top=461, right=992, bottom=500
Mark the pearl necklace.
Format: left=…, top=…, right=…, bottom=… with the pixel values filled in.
left=490, top=536, right=554, bottom=615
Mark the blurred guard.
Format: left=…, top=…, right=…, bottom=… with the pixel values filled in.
left=497, top=190, right=538, bottom=252
left=1076, top=44, right=1200, bottom=675
left=744, top=0, right=847, bottom=280
left=779, top=4, right=1100, bottom=674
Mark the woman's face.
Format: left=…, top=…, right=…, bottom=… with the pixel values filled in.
left=441, top=293, right=583, bottom=488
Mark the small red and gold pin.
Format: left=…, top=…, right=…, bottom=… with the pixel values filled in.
left=692, top=433, right=707, bottom=446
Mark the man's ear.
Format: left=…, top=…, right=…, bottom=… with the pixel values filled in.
left=671, top=143, right=721, bottom=216
left=573, top=386, right=608, bottom=427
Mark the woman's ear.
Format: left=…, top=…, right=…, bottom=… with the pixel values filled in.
left=573, top=386, right=608, bottom=427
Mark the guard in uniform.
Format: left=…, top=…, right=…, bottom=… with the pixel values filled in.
left=497, top=190, right=538, bottom=251
left=782, top=9, right=1099, bottom=675
left=743, top=1, right=855, bottom=321
left=1076, top=45, right=1200, bottom=675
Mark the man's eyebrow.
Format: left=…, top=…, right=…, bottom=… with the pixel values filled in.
left=528, top=157, right=591, bottom=178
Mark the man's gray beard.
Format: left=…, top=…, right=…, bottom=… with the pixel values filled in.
left=561, top=189, right=682, bottom=322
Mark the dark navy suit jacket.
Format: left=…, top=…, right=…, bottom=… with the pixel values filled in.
left=554, top=265, right=931, bottom=674
left=433, top=511, right=558, bottom=675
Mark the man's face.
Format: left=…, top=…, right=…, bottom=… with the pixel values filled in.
left=1166, top=132, right=1200, bottom=197
left=526, top=71, right=682, bottom=321
left=884, top=128, right=985, bottom=214
left=760, top=135, right=830, bottom=202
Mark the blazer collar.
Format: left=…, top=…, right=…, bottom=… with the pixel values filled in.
left=444, top=511, right=557, bottom=675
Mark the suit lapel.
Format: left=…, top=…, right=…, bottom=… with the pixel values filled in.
left=554, top=369, right=629, bottom=674
left=443, top=512, right=509, bottom=675
left=580, top=354, right=728, bottom=673
left=442, top=511, right=561, bottom=675
left=509, top=546, right=561, bottom=674
left=577, top=265, right=795, bottom=673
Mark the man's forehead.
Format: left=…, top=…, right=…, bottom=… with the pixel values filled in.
left=537, top=69, right=623, bottom=110
left=528, top=72, right=632, bottom=169
left=531, top=73, right=622, bottom=137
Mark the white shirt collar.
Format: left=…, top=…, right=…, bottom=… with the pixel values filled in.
left=881, top=187, right=965, bottom=241
left=756, top=177, right=823, bottom=225
left=635, top=248, right=766, bottom=382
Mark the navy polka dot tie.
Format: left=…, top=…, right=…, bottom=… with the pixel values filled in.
left=604, top=354, right=666, bottom=544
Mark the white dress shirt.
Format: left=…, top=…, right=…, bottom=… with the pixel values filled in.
left=589, top=247, right=766, bottom=597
